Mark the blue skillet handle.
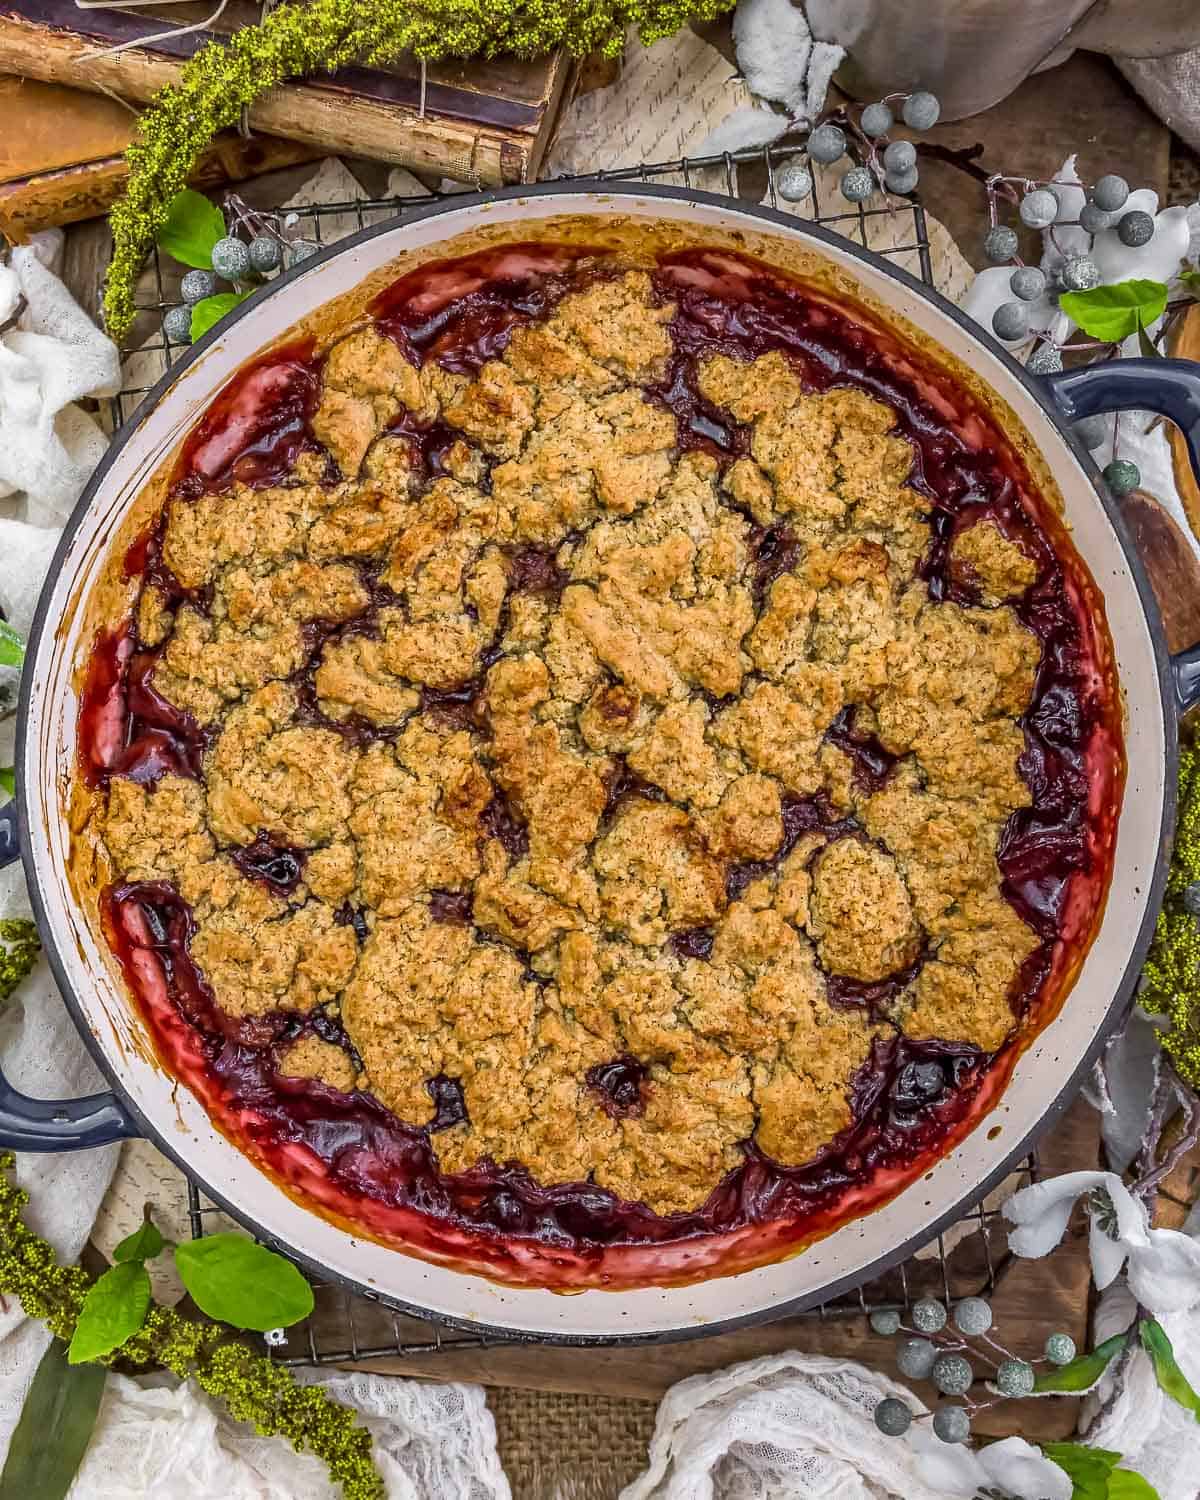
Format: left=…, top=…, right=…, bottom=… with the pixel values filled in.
left=1041, top=357, right=1200, bottom=716
left=0, top=796, right=139, bottom=1151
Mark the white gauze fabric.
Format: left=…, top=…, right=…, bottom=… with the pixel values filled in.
left=618, top=1353, right=1069, bottom=1500
left=0, top=242, right=120, bottom=526
left=67, top=1371, right=510, bottom=1500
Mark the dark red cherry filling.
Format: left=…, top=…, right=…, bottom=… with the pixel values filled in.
left=80, top=243, right=1123, bottom=1275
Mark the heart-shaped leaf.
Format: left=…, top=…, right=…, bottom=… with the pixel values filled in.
left=1033, top=1332, right=1127, bottom=1394
left=113, top=1217, right=165, bottom=1264
left=189, top=290, right=251, bottom=342
left=0, top=620, right=24, bottom=668
left=174, top=1233, right=313, bottom=1331
left=158, top=188, right=225, bottom=270
left=0, top=1338, right=105, bottom=1500
left=1059, top=279, right=1169, bottom=343
left=1141, top=1318, right=1200, bottom=1420
left=68, top=1261, right=151, bottom=1364
left=0, top=769, right=12, bottom=797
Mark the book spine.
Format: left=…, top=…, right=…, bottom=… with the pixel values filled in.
left=0, top=12, right=529, bottom=186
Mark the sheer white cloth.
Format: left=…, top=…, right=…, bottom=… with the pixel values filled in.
left=619, top=1353, right=1069, bottom=1500
left=66, top=1371, right=509, bottom=1500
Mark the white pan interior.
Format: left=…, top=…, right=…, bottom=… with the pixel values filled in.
left=19, top=189, right=1169, bottom=1339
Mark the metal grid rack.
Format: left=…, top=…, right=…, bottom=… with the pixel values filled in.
left=112, top=139, right=1032, bottom=1362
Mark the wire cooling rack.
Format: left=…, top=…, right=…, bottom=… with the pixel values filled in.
left=109, top=139, right=1035, bottom=1360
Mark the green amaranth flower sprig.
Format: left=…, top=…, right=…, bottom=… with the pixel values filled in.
left=1142, top=733, right=1200, bottom=1087
left=0, top=1155, right=384, bottom=1500
left=104, top=0, right=735, bottom=339
left=0, top=920, right=39, bottom=1003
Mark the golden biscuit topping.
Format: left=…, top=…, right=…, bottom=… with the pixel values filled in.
left=91, top=262, right=1057, bottom=1220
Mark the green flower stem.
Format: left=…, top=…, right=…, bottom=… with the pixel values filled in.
left=105, top=0, right=735, bottom=339
left=0, top=1156, right=383, bottom=1499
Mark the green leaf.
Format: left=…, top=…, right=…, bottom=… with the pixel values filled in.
left=113, top=1217, right=165, bottom=1264
left=0, top=620, right=24, bottom=668
left=1044, top=1441, right=1121, bottom=1500
left=1059, top=279, right=1169, bottom=343
left=173, top=1233, right=313, bottom=1331
left=1140, top=1319, right=1200, bottom=1420
left=0, top=769, right=12, bottom=798
left=1178, top=269, right=1200, bottom=297
left=67, top=1261, right=151, bottom=1364
left=157, top=188, right=225, bottom=269
left=189, top=290, right=251, bottom=342
left=0, top=1338, right=104, bottom=1500
left=1108, top=1470, right=1161, bottom=1500
left=1137, top=313, right=1162, bottom=360
left=1034, top=1333, right=1128, bottom=1394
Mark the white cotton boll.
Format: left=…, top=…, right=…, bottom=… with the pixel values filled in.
left=977, top=1437, right=1073, bottom=1500
left=1047, top=154, right=1091, bottom=261
left=732, top=0, right=813, bottom=115
left=1091, top=204, right=1192, bottom=287
left=696, top=104, right=790, bottom=157
left=802, top=40, right=844, bottom=123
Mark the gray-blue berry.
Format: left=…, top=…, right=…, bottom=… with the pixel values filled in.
left=952, top=1297, right=993, bottom=1336
left=1103, top=458, right=1140, bottom=496
left=870, top=1308, right=902, bottom=1336
left=885, top=167, right=919, bottom=196
left=1044, top=1332, right=1077, bottom=1366
left=1117, top=210, right=1155, bottom=248
left=163, top=304, right=193, bottom=345
left=883, top=140, right=916, bottom=175
left=1027, top=342, right=1064, bottom=374
left=995, top=1358, right=1036, bottom=1397
left=211, top=235, right=251, bottom=280
left=992, top=302, right=1029, bottom=341
left=248, top=234, right=283, bottom=273
left=896, top=1338, right=937, bottom=1380
left=1019, top=189, right=1059, bottom=230
left=1074, top=414, right=1108, bottom=449
left=288, top=240, right=320, bottom=266
left=932, top=1353, right=974, bottom=1396
left=1079, top=202, right=1113, bottom=235
left=983, top=225, right=1019, bottom=263
left=911, top=1298, right=948, bottom=1333
left=902, top=91, right=940, bottom=130
left=180, top=268, right=218, bottom=305
left=808, top=123, right=846, bottom=165
left=841, top=166, right=876, bottom=203
left=1010, top=265, right=1046, bottom=301
left=1092, top=174, right=1129, bottom=213
left=1061, top=255, right=1101, bottom=291
left=861, top=102, right=894, bottom=137
left=874, top=1397, right=912, bottom=1436
left=932, top=1405, right=972, bottom=1444
left=777, top=158, right=813, bottom=203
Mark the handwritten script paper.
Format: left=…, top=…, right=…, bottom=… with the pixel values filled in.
left=546, top=28, right=973, bottom=302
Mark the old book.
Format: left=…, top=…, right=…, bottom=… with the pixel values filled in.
left=0, top=74, right=322, bottom=238
left=0, top=1, right=574, bottom=187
